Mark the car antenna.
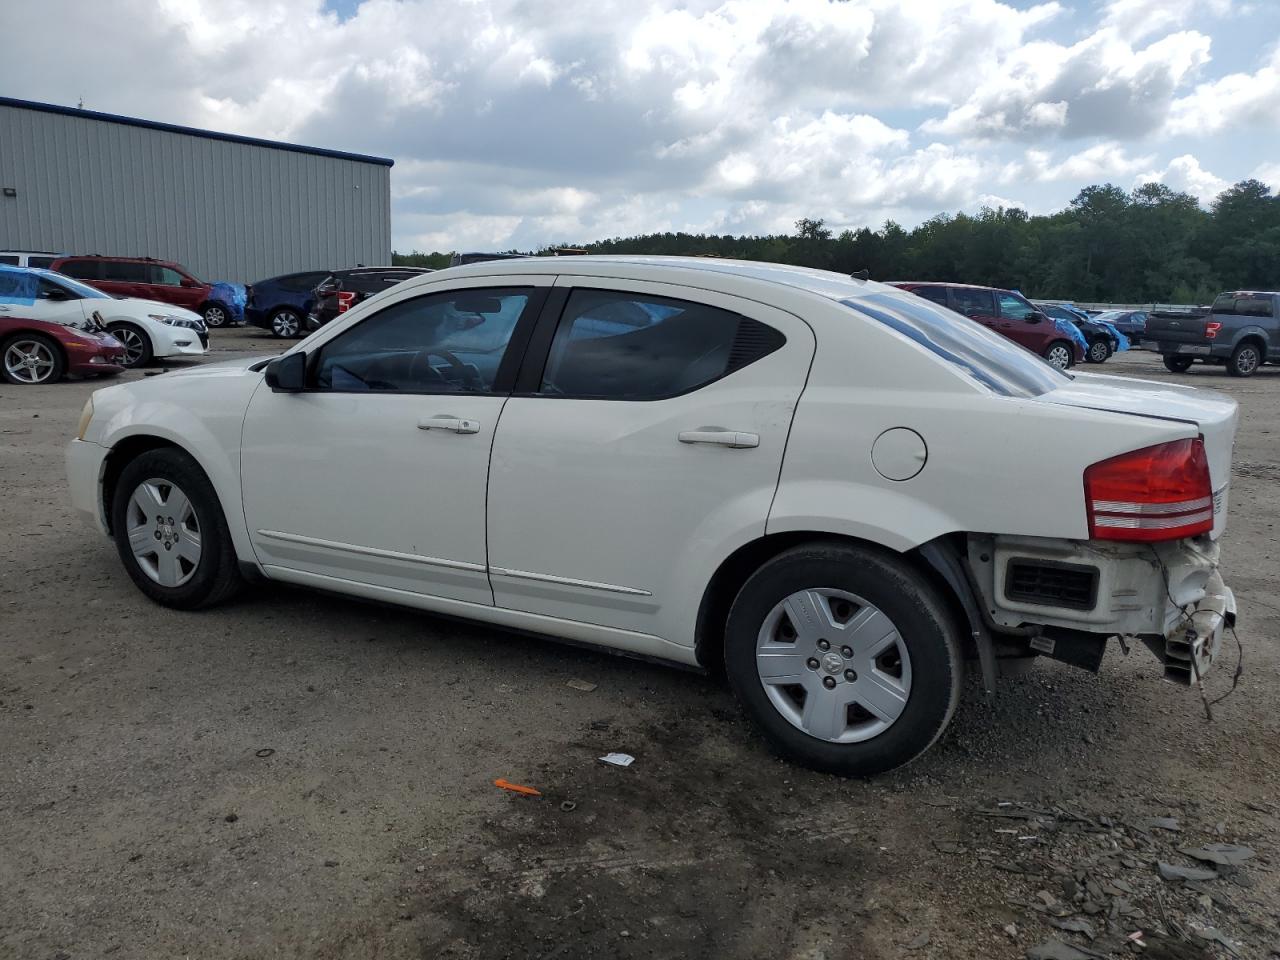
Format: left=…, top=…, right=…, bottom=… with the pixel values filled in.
left=850, top=269, right=870, bottom=281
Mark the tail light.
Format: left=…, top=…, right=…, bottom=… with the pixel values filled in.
left=1084, top=439, right=1213, bottom=541
left=337, top=291, right=357, bottom=313
left=1204, top=320, right=1222, bottom=339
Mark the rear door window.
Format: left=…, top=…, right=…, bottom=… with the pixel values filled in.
left=539, top=289, right=784, bottom=400
left=103, top=261, right=148, bottom=283
left=951, top=288, right=995, bottom=318
left=911, top=286, right=949, bottom=307
left=27, top=256, right=57, bottom=269
left=58, top=259, right=103, bottom=280
left=0, top=256, right=19, bottom=266
left=1212, top=295, right=1274, bottom=317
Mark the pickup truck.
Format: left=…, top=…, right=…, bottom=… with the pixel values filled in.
left=1150, top=290, right=1279, bottom=377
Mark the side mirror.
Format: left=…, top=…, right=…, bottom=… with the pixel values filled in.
left=265, top=352, right=307, bottom=392
left=180, top=277, right=200, bottom=288
left=1026, top=313, right=1043, bottom=324
left=43, top=287, right=73, bottom=301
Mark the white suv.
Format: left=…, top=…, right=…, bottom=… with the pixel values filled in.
left=65, top=257, right=1239, bottom=774
left=6, top=268, right=207, bottom=366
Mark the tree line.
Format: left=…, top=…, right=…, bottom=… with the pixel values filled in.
left=393, top=179, right=1280, bottom=304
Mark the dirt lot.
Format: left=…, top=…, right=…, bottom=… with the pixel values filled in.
left=2, top=330, right=1279, bottom=960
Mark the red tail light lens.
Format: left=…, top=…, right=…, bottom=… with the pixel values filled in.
left=336, top=291, right=357, bottom=314
left=1205, top=321, right=1222, bottom=339
left=1084, top=439, right=1213, bottom=541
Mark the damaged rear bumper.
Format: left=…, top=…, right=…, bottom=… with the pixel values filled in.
left=965, top=534, right=1237, bottom=684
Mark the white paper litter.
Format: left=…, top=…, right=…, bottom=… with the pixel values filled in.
left=599, top=752, right=635, bottom=767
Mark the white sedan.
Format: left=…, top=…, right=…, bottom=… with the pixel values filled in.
left=66, top=257, right=1239, bottom=774
left=8, top=268, right=208, bottom=367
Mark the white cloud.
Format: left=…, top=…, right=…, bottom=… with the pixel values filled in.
left=1164, top=46, right=1280, bottom=135
left=1134, top=154, right=1230, bottom=201
left=1252, top=163, right=1280, bottom=190
left=0, top=0, right=1275, bottom=251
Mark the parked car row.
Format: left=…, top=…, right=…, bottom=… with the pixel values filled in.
left=245, top=266, right=433, bottom=338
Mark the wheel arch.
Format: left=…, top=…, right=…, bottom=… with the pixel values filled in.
left=693, top=530, right=974, bottom=676
left=101, top=435, right=184, bottom=534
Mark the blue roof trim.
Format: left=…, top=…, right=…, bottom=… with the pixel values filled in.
left=0, top=96, right=394, bottom=168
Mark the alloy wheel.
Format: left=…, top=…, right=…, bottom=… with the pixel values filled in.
left=113, top=327, right=147, bottom=366
left=271, top=312, right=300, bottom=337
left=125, top=478, right=202, bottom=587
left=1046, top=344, right=1072, bottom=370
left=755, top=588, right=912, bottom=743
left=4, top=339, right=57, bottom=383
left=1088, top=341, right=1109, bottom=363
left=204, top=306, right=227, bottom=327
left=1236, top=347, right=1260, bottom=375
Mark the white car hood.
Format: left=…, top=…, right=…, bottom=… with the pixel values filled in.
left=1041, top=372, right=1238, bottom=535
left=110, top=298, right=203, bottom=322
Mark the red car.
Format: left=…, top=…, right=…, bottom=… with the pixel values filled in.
left=50, top=254, right=216, bottom=316
left=889, top=281, right=1083, bottom=370
left=1, top=315, right=126, bottom=384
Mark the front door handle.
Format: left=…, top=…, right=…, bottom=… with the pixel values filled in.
left=418, top=415, right=480, bottom=434
left=678, top=429, right=759, bottom=449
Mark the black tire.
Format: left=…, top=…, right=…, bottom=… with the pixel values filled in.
left=202, top=303, right=229, bottom=328
left=1042, top=340, right=1074, bottom=370
left=1163, top=355, right=1195, bottom=373
left=724, top=542, right=962, bottom=775
left=269, top=308, right=304, bottom=339
left=1085, top=338, right=1112, bottom=364
left=106, top=322, right=153, bottom=368
left=1228, top=341, right=1262, bottom=378
left=110, top=447, right=243, bottom=609
left=1, top=332, right=66, bottom=385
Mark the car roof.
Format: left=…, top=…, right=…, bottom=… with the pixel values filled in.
left=53, top=254, right=181, bottom=265
left=889, top=280, right=1011, bottom=293
left=430, top=254, right=899, bottom=305
left=1222, top=290, right=1280, bottom=297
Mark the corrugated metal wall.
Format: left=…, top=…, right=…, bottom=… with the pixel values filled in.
left=0, top=104, right=391, bottom=284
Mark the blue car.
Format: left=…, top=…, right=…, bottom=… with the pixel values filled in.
left=244, top=270, right=332, bottom=338
left=1093, top=309, right=1148, bottom=346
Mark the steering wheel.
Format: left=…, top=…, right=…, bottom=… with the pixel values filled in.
left=410, top=349, right=476, bottom=389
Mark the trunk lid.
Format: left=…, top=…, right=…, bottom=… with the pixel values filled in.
left=1146, top=309, right=1211, bottom=345
left=1039, top=372, right=1238, bottom=537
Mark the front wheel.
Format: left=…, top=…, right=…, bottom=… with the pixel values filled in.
left=1085, top=339, right=1112, bottom=364
left=269, top=308, right=303, bottom=338
left=110, top=448, right=243, bottom=609
left=1043, top=340, right=1074, bottom=370
left=2, top=334, right=65, bottom=384
left=107, top=323, right=153, bottom=368
left=1163, top=355, right=1195, bottom=373
left=202, top=304, right=229, bottom=328
left=1228, top=342, right=1262, bottom=378
left=724, top=542, right=961, bottom=775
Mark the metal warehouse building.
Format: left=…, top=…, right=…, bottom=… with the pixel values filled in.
left=0, top=97, right=392, bottom=284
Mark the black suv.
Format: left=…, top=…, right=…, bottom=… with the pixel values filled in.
left=305, top=267, right=434, bottom=330
left=1149, top=290, right=1280, bottom=377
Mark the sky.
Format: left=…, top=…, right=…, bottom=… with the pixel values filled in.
left=4, top=0, right=1280, bottom=253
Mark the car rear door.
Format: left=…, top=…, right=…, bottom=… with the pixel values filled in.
left=241, top=276, right=551, bottom=604
left=485, top=278, right=815, bottom=649
left=949, top=287, right=998, bottom=331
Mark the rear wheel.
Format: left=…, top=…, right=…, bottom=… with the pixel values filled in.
left=1228, top=342, right=1262, bottom=378
left=1163, top=355, right=1195, bottom=373
left=2, top=334, right=65, bottom=384
left=1085, top=339, right=1112, bottom=364
left=107, top=322, right=153, bottom=367
left=202, top=304, right=229, bottom=328
left=1043, top=340, right=1073, bottom=370
left=110, top=448, right=243, bottom=609
left=724, top=542, right=961, bottom=775
left=269, top=308, right=303, bottom=338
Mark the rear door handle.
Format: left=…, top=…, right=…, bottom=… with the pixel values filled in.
left=418, top=415, right=480, bottom=434
left=678, top=429, right=759, bottom=449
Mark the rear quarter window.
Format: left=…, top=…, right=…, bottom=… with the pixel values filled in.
left=58, top=259, right=103, bottom=280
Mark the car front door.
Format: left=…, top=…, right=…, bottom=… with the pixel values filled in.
left=485, top=279, right=815, bottom=648
left=18, top=277, right=92, bottom=327
left=240, top=278, right=550, bottom=604
left=147, top=265, right=203, bottom=309
left=994, top=292, right=1045, bottom=352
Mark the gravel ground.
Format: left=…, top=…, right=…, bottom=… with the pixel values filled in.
left=2, top=329, right=1278, bottom=960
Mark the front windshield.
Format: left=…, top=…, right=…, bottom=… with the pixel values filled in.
left=842, top=291, right=1068, bottom=398
left=33, top=269, right=112, bottom=300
